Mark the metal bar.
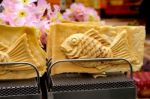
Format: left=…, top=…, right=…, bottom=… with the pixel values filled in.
left=0, top=62, right=40, bottom=92
left=47, top=58, right=133, bottom=88
left=46, top=58, right=52, bottom=68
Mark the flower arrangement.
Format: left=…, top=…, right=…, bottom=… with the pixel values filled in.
left=0, top=1, right=101, bottom=47
left=0, top=0, right=62, bottom=46
left=63, top=3, right=100, bottom=22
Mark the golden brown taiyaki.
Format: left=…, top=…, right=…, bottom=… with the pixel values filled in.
left=0, top=33, right=40, bottom=71
left=0, top=25, right=47, bottom=80
left=61, top=29, right=132, bottom=68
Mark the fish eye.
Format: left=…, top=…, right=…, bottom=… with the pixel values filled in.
left=70, top=38, right=79, bottom=46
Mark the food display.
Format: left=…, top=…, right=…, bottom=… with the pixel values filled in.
left=0, top=0, right=148, bottom=98
left=0, top=25, right=46, bottom=80
left=47, top=23, right=145, bottom=76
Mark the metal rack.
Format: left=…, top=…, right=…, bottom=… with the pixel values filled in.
left=47, top=58, right=136, bottom=99
left=0, top=62, right=42, bottom=99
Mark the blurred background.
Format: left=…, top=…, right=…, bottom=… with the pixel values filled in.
left=47, top=0, right=149, bottom=37
left=0, top=0, right=148, bottom=37
left=48, top=0, right=141, bottom=16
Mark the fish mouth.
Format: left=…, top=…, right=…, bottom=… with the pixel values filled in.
left=65, top=47, right=80, bottom=59
left=60, top=45, right=73, bottom=53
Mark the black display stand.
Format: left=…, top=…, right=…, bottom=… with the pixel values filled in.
left=47, top=58, right=136, bottom=99
left=0, top=62, right=42, bottom=99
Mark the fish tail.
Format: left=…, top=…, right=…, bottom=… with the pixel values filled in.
left=0, top=42, right=8, bottom=52
left=110, top=30, right=131, bottom=60
left=6, top=34, right=38, bottom=70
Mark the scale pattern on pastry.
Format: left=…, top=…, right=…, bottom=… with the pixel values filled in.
left=61, top=29, right=131, bottom=68
left=48, top=23, right=145, bottom=76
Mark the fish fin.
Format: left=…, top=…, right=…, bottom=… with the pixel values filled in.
left=84, top=28, right=111, bottom=46
left=0, top=42, right=8, bottom=52
left=6, top=34, right=38, bottom=70
left=110, top=30, right=131, bottom=60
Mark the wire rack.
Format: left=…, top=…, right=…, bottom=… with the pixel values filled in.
left=47, top=58, right=136, bottom=99
left=0, top=62, right=41, bottom=99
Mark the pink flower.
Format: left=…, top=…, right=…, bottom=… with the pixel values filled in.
left=15, top=5, right=37, bottom=26
left=33, top=0, right=49, bottom=19
left=16, top=0, right=37, bottom=6
left=85, top=7, right=100, bottom=21
left=0, top=0, right=62, bottom=46
left=0, top=13, right=15, bottom=25
left=36, top=19, right=50, bottom=45
left=70, top=3, right=86, bottom=21
left=63, top=3, right=100, bottom=22
left=63, top=9, right=74, bottom=21
left=49, top=5, right=63, bottom=22
left=40, top=32, right=47, bottom=46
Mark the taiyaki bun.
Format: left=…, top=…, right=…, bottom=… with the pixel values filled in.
left=61, top=29, right=132, bottom=68
left=48, top=23, right=145, bottom=76
left=61, top=29, right=112, bottom=58
left=0, top=25, right=46, bottom=80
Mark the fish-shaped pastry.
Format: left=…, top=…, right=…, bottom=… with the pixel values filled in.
left=60, top=29, right=132, bottom=68
left=0, top=33, right=39, bottom=71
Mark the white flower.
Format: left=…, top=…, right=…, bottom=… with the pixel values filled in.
left=16, top=0, right=37, bottom=5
